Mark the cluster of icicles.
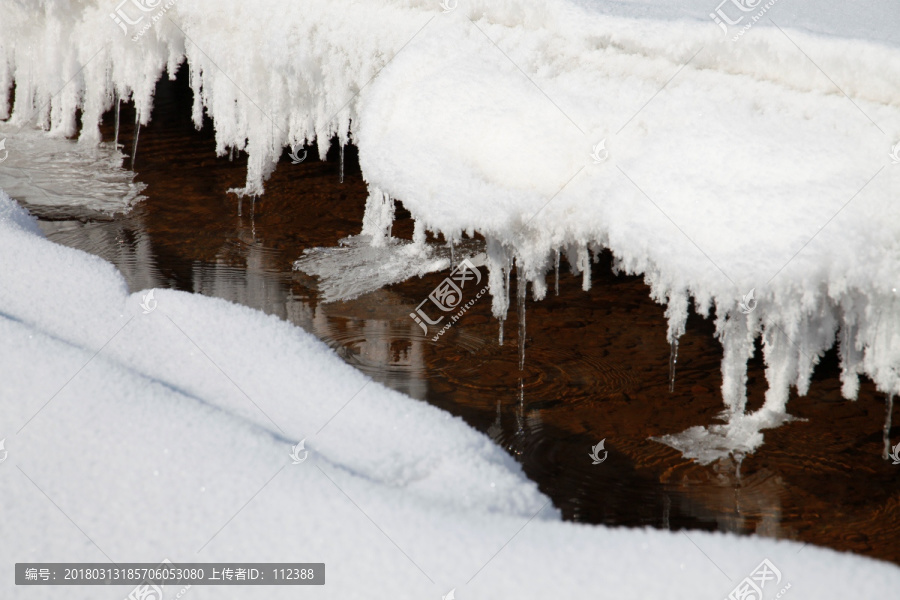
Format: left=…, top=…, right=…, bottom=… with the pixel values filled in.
left=358, top=184, right=900, bottom=464
left=1, top=5, right=896, bottom=462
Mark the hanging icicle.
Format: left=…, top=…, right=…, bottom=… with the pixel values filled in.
left=486, top=237, right=511, bottom=345
left=449, top=237, right=455, bottom=267
left=130, top=113, right=141, bottom=169
left=577, top=245, right=591, bottom=291
left=668, top=340, right=679, bottom=393
left=884, top=393, right=894, bottom=460
left=518, top=260, right=527, bottom=372
left=554, top=249, right=560, bottom=296
left=360, top=186, right=395, bottom=247
left=339, top=144, right=345, bottom=183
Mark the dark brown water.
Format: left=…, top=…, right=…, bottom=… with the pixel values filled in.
left=22, top=69, right=900, bottom=564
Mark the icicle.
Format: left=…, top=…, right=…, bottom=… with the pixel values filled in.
left=412, top=220, right=426, bottom=249
left=884, top=394, right=894, bottom=460
left=113, top=93, right=121, bottom=148
left=450, top=238, right=455, bottom=267
left=237, top=196, right=242, bottom=217
left=360, top=187, right=395, bottom=247
left=131, top=113, right=141, bottom=169
left=229, top=145, right=234, bottom=162
left=668, top=340, right=679, bottom=393
left=720, top=312, right=753, bottom=419
left=339, top=144, right=345, bottom=183
left=577, top=245, right=591, bottom=291
left=517, top=263, right=526, bottom=371
left=554, top=249, right=560, bottom=296
left=486, top=237, right=512, bottom=344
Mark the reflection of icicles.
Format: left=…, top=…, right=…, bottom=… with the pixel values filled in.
left=113, top=93, right=121, bottom=148
left=734, top=450, right=744, bottom=483
left=554, top=249, right=560, bottom=296
left=509, top=378, right=526, bottom=456
left=668, top=340, right=679, bottom=393
left=518, top=263, right=526, bottom=371
left=884, top=394, right=894, bottom=460
left=499, top=319, right=504, bottom=346
left=339, top=144, right=345, bottom=183
left=131, top=114, right=141, bottom=169
left=662, top=494, right=671, bottom=530
left=486, top=397, right=503, bottom=442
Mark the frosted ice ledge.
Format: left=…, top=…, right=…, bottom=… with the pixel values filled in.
left=2, top=0, right=899, bottom=463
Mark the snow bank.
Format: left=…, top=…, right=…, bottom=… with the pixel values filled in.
left=2, top=190, right=900, bottom=598
left=1, top=0, right=898, bottom=460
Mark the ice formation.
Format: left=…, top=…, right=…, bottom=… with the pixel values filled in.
left=1, top=0, right=899, bottom=464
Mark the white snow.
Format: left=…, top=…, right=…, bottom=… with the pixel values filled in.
left=2, top=190, right=899, bottom=598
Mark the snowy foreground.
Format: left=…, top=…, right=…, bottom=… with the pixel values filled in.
left=2, top=191, right=899, bottom=597
left=3, top=0, right=898, bottom=461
